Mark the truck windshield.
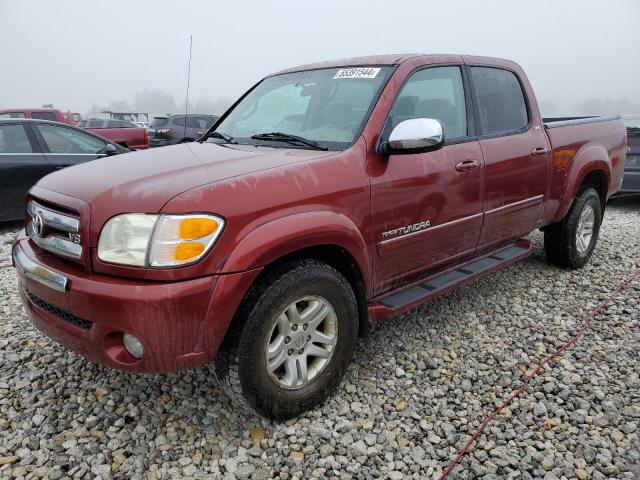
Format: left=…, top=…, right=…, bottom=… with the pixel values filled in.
left=210, top=66, right=393, bottom=150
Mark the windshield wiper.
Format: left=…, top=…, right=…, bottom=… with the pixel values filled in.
left=250, top=132, right=328, bottom=151
left=201, top=130, right=236, bottom=144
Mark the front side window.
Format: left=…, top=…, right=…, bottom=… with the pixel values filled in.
left=386, top=66, right=468, bottom=140
left=35, top=124, right=107, bottom=154
left=212, top=67, right=393, bottom=149
left=470, top=67, right=529, bottom=135
left=0, top=124, right=34, bottom=153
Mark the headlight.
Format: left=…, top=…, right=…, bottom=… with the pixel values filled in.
left=97, top=213, right=224, bottom=268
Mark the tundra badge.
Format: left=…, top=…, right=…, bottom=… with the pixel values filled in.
left=382, top=221, right=431, bottom=239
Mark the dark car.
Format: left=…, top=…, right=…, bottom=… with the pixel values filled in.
left=621, top=115, right=640, bottom=194
left=149, top=114, right=218, bottom=147
left=0, top=118, right=127, bottom=221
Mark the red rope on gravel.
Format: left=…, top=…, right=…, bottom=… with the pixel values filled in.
left=439, top=268, right=640, bottom=479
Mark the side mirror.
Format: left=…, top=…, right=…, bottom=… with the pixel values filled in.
left=381, top=118, right=445, bottom=155
left=104, top=143, right=118, bottom=156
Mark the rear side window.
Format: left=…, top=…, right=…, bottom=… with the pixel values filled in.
left=88, top=119, right=106, bottom=128
left=470, top=67, right=528, bottom=135
left=31, top=111, right=58, bottom=121
left=0, top=124, right=34, bottom=153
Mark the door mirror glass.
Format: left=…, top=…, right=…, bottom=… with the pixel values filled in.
left=385, top=118, right=444, bottom=155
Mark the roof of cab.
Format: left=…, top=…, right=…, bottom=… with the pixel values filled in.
left=272, top=53, right=519, bottom=75
left=274, top=54, right=423, bottom=75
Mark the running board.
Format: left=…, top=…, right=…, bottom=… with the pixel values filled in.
left=368, top=239, right=532, bottom=321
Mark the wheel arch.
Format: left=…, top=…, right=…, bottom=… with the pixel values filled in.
left=555, top=145, right=610, bottom=222
left=221, top=211, right=373, bottom=335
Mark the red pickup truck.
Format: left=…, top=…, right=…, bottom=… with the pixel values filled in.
left=12, top=54, right=626, bottom=419
left=0, top=108, right=74, bottom=124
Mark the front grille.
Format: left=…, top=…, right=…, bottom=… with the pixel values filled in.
left=26, top=291, right=93, bottom=330
left=27, top=200, right=83, bottom=263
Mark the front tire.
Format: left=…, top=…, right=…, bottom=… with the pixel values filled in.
left=544, top=187, right=602, bottom=269
left=215, top=259, right=358, bottom=420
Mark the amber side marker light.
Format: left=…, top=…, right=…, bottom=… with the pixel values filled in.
left=553, top=149, right=576, bottom=170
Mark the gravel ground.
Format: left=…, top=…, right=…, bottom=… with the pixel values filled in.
left=1, top=197, right=639, bottom=480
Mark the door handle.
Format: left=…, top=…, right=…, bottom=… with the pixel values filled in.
left=531, top=147, right=548, bottom=156
left=455, top=159, right=479, bottom=172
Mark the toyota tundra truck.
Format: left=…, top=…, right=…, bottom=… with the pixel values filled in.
left=12, top=55, right=627, bottom=419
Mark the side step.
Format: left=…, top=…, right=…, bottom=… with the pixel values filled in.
left=368, top=239, right=532, bottom=321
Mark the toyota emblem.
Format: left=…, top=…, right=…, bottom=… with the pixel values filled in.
left=32, top=212, right=44, bottom=237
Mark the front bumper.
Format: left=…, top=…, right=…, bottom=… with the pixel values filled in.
left=13, top=236, right=261, bottom=373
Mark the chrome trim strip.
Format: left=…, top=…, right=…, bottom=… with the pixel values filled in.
left=13, top=245, right=68, bottom=292
left=486, top=195, right=544, bottom=215
left=27, top=222, right=83, bottom=260
left=28, top=201, right=79, bottom=233
left=379, top=212, right=483, bottom=246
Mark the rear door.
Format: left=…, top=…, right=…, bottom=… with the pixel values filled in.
left=467, top=65, right=551, bottom=251
left=0, top=122, right=52, bottom=220
left=32, top=122, right=110, bottom=168
left=371, top=65, right=484, bottom=292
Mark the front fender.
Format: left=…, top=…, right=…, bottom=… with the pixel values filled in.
left=555, top=145, right=610, bottom=222
left=221, top=211, right=372, bottom=293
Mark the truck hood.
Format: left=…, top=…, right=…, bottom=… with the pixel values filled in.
left=36, top=142, right=334, bottom=213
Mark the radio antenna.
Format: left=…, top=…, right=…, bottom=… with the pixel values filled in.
left=184, top=34, right=193, bottom=139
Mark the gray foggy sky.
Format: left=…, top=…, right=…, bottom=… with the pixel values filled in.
left=1, top=0, right=639, bottom=115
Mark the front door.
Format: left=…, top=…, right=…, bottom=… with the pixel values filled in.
left=467, top=66, right=551, bottom=251
left=32, top=122, right=109, bottom=169
left=371, top=65, right=484, bottom=293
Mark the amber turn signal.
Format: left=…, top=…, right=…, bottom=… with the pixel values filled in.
left=179, top=218, right=219, bottom=240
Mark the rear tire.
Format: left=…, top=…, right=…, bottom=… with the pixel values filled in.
left=544, top=187, right=602, bottom=269
left=215, top=259, right=358, bottom=420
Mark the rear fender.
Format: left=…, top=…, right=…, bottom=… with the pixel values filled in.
left=555, top=145, right=610, bottom=222
left=221, top=211, right=372, bottom=294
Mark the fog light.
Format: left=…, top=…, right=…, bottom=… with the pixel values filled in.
left=123, top=333, right=144, bottom=359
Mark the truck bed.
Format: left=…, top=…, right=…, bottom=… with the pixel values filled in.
left=543, top=115, right=621, bottom=128
left=540, top=115, right=627, bottom=223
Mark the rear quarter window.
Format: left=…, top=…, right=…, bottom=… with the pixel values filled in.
left=470, top=67, right=529, bottom=135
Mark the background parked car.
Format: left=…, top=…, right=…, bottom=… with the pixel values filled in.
left=0, top=118, right=127, bottom=221
left=76, top=118, right=149, bottom=150
left=0, top=108, right=72, bottom=124
left=149, top=114, right=218, bottom=147
left=620, top=115, right=640, bottom=195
